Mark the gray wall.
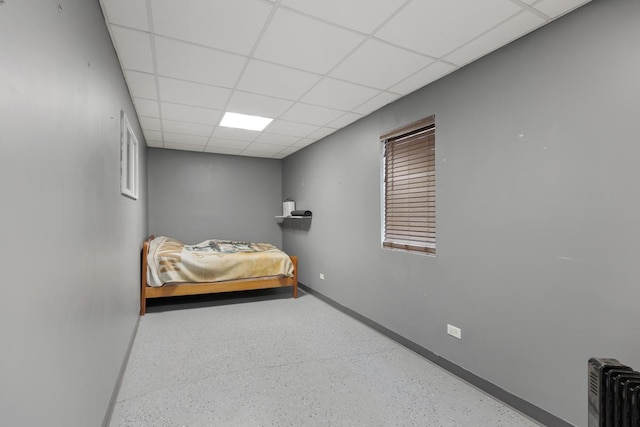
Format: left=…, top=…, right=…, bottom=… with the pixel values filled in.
left=282, top=0, right=640, bottom=425
left=148, top=148, right=283, bottom=247
left=0, top=1, right=147, bottom=426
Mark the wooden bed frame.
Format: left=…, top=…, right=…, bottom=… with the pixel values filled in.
left=140, top=236, right=298, bottom=315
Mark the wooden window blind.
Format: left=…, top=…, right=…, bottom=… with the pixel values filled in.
left=382, top=115, right=435, bottom=254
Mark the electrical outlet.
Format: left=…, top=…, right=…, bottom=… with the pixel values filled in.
left=319, top=273, right=325, bottom=280
left=447, top=324, right=462, bottom=339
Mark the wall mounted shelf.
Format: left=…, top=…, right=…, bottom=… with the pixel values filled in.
left=275, top=215, right=312, bottom=224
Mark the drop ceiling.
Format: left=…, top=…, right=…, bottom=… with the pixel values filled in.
left=100, top=0, right=591, bottom=159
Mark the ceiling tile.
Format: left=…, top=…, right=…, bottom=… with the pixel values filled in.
left=109, top=26, right=154, bottom=73
left=444, top=11, right=545, bottom=67
left=243, top=142, right=286, bottom=154
left=162, top=120, right=213, bottom=136
left=265, top=120, right=319, bottom=138
left=237, top=60, right=321, bottom=100
left=292, top=138, right=316, bottom=148
left=306, top=127, right=337, bottom=140
left=143, top=130, right=162, bottom=141
left=163, top=133, right=209, bottom=145
left=133, top=98, right=160, bottom=118
left=301, top=78, right=380, bottom=111
left=139, top=117, right=161, bottom=131
left=203, top=146, right=244, bottom=155
left=353, top=91, right=400, bottom=115
left=376, top=0, right=521, bottom=58
left=101, top=0, right=148, bottom=31
left=146, top=140, right=163, bottom=148
left=212, top=126, right=260, bottom=142
left=271, top=153, right=289, bottom=159
left=226, top=91, right=294, bottom=118
left=327, top=112, right=363, bottom=129
left=280, top=103, right=345, bottom=126
left=150, top=0, right=272, bottom=55
left=237, top=149, right=276, bottom=158
left=154, top=37, right=246, bottom=87
left=280, top=0, right=406, bottom=34
left=125, top=71, right=157, bottom=99
left=158, top=77, right=231, bottom=110
left=254, top=9, right=365, bottom=74
left=533, top=0, right=590, bottom=18
left=331, top=39, right=434, bottom=90
left=254, top=133, right=301, bottom=146
left=161, top=102, right=221, bottom=126
left=206, top=138, right=252, bottom=149
left=390, top=62, right=457, bottom=95
left=164, top=143, right=205, bottom=152
left=277, top=145, right=301, bottom=156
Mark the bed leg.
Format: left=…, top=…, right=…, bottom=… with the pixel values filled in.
left=140, top=295, right=146, bottom=316
left=140, top=240, right=149, bottom=315
left=291, top=255, right=298, bottom=299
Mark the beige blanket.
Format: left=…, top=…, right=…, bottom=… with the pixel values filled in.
left=147, top=236, right=294, bottom=287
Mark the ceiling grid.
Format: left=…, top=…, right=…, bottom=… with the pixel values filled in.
left=100, top=0, right=591, bottom=159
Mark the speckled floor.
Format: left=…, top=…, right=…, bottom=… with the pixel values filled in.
left=110, top=290, right=540, bottom=427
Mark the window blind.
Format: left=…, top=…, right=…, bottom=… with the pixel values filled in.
left=382, top=116, right=435, bottom=254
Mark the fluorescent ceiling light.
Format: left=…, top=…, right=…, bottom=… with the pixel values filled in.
left=219, top=112, right=273, bottom=131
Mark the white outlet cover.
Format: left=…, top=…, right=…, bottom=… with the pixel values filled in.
left=447, top=324, right=462, bottom=339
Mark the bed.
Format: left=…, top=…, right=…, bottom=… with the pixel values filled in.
left=140, top=235, right=298, bottom=315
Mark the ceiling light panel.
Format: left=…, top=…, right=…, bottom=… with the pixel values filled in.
left=154, top=37, right=246, bottom=87
left=150, top=0, right=272, bottom=55
left=161, top=102, right=221, bottom=126
left=301, top=78, right=380, bottom=111
left=237, top=60, right=322, bottom=100
left=444, top=11, right=544, bottom=67
left=158, top=77, right=231, bottom=110
left=254, top=9, right=366, bottom=74
left=226, top=91, right=294, bottom=118
left=220, top=112, right=273, bottom=132
left=212, top=126, right=260, bottom=142
left=330, top=39, right=434, bottom=90
left=280, top=0, right=406, bottom=34
left=101, top=0, right=149, bottom=31
left=110, top=26, right=154, bottom=73
left=125, top=71, right=158, bottom=99
left=376, top=0, right=521, bottom=58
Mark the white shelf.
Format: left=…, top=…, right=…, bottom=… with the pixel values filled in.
left=275, top=215, right=311, bottom=223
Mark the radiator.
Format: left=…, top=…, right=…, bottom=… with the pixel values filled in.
left=588, top=358, right=640, bottom=427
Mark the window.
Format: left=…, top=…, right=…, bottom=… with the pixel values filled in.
left=120, top=111, right=139, bottom=200
left=382, top=115, right=435, bottom=254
